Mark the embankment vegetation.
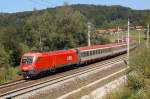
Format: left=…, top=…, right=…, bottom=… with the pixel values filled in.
left=104, top=29, right=150, bottom=99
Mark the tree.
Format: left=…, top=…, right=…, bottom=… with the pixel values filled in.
left=55, top=5, right=87, bottom=48
left=0, top=44, right=10, bottom=68
left=23, top=5, right=87, bottom=51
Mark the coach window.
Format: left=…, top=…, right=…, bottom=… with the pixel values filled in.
left=94, top=50, right=96, bottom=55
left=81, top=52, right=83, bottom=57
left=96, top=50, right=98, bottom=54
left=85, top=52, right=87, bottom=57
left=97, top=50, right=99, bottom=54
left=109, top=48, right=111, bottom=51
left=102, top=49, right=104, bottom=53
left=86, top=51, right=88, bottom=56
left=106, top=49, right=107, bottom=52
left=89, top=51, right=91, bottom=56
left=83, top=52, right=85, bottom=57
left=84, top=52, right=86, bottom=57
left=87, top=51, right=89, bottom=56
left=91, top=51, right=93, bottom=55
left=82, top=52, right=85, bottom=57
left=81, top=52, right=84, bottom=57
left=101, top=49, right=103, bottom=53
left=99, top=50, right=101, bottom=54
left=97, top=50, right=100, bottom=54
left=83, top=52, right=86, bottom=57
left=90, top=51, right=92, bottom=55
left=84, top=52, right=87, bottom=57
left=107, top=48, right=109, bottom=52
left=103, top=49, right=105, bottom=53
left=95, top=50, right=97, bottom=54
left=81, top=53, right=83, bottom=57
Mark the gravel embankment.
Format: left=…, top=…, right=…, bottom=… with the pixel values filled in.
left=15, top=60, right=127, bottom=99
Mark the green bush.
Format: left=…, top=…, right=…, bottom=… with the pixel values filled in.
left=0, top=66, right=18, bottom=84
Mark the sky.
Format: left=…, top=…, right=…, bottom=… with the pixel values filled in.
left=0, top=0, right=150, bottom=13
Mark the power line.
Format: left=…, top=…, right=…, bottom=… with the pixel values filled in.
left=40, top=0, right=55, bottom=7
left=28, top=0, right=49, bottom=7
left=40, top=0, right=51, bottom=4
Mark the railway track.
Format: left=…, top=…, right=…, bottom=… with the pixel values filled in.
left=0, top=55, right=127, bottom=99
left=0, top=80, right=25, bottom=89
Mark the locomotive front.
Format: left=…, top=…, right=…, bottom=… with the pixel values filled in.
left=19, top=53, right=38, bottom=79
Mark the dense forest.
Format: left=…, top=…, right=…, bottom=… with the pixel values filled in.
left=0, top=4, right=150, bottom=83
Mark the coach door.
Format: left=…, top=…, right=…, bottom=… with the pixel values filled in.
left=50, top=54, right=56, bottom=72
left=53, top=55, right=56, bottom=68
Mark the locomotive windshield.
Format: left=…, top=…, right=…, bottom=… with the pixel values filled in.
left=22, top=56, right=33, bottom=65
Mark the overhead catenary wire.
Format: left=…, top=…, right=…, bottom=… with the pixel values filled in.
left=28, top=0, right=49, bottom=7
left=41, top=0, right=51, bottom=3
left=39, top=0, right=56, bottom=6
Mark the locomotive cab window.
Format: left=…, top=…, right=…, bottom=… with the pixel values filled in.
left=22, top=56, right=33, bottom=65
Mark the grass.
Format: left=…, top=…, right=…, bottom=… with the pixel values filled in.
left=0, top=66, right=19, bottom=84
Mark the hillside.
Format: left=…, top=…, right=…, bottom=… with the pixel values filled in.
left=0, top=4, right=150, bottom=28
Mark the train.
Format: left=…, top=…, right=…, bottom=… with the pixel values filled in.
left=19, top=42, right=136, bottom=79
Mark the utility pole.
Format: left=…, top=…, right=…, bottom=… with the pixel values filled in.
left=122, top=31, right=124, bottom=43
left=146, top=24, right=149, bottom=48
left=127, top=18, right=130, bottom=66
left=139, top=30, right=141, bottom=44
left=117, top=26, right=120, bottom=43
left=39, top=34, right=42, bottom=51
left=88, top=22, right=91, bottom=46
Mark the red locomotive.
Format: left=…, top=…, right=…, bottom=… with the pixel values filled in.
left=19, top=42, right=136, bottom=79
